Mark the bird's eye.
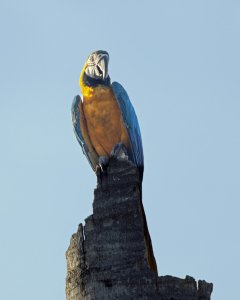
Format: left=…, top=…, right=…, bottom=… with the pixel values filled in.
left=90, top=56, right=94, bottom=62
left=87, top=56, right=94, bottom=65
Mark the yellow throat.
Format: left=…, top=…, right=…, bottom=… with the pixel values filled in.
left=79, top=63, right=94, bottom=98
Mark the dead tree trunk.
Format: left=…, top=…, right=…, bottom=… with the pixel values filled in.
left=66, top=157, right=213, bottom=300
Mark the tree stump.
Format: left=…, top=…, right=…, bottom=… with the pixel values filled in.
left=66, top=158, right=213, bottom=300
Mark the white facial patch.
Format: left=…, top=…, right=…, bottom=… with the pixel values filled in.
left=85, top=52, right=109, bottom=80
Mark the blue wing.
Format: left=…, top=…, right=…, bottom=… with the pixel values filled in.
left=111, top=81, right=144, bottom=172
left=71, top=95, right=98, bottom=171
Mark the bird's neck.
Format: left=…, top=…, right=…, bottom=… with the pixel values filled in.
left=79, top=67, right=111, bottom=98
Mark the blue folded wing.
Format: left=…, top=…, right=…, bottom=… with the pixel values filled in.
left=111, top=81, right=144, bottom=171
left=71, top=95, right=97, bottom=171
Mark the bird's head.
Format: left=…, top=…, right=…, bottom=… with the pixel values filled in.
left=84, top=50, right=109, bottom=81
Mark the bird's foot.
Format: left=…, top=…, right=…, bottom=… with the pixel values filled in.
left=96, top=165, right=101, bottom=179
left=96, top=156, right=109, bottom=189
left=110, top=143, right=128, bottom=160
left=99, top=156, right=109, bottom=171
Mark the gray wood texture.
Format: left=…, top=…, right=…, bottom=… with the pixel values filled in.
left=66, top=157, right=213, bottom=300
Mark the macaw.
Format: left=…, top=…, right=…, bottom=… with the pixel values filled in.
left=71, top=50, right=157, bottom=273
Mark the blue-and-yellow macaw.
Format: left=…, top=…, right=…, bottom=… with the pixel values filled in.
left=71, top=50, right=157, bottom=273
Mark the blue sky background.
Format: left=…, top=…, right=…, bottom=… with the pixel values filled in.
left=0, top=1, right=239, bottom=299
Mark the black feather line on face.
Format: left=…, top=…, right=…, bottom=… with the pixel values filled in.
left=83, top=72, right=111, bottom=87
left=93, top=50, right=109, bottom=57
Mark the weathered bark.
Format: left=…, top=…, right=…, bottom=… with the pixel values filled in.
left=66, top=157, right=213, bottom=299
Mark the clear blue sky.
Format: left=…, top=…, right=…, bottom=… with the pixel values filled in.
left=0, top=1, right=239, bottom=299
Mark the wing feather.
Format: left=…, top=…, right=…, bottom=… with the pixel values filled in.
left=71, top=95, right=98, bottom=171
left=111, top=82, right=144, bottom=171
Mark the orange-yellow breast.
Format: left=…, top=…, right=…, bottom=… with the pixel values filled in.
left=82, top=86, right=130, bottom=157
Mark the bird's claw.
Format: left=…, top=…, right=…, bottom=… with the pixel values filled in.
left=96, top=156, right=109, bottom=189
left=99, top=156, right=109, bottom=171
left=96, top=165, right=101, bottom=178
